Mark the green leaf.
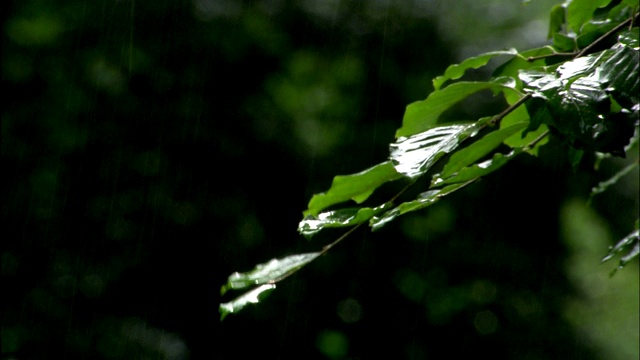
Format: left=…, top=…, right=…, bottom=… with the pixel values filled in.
left=590, top=161, right=639, bottom=199
left=501, top=91, right=549, bottom=154
left=433, top=149, right=523, bottom=187
left=553, top=33, right=576, bottom=52
left=220, top=252, right=321, bottom=295
left=396, top=77, right=518, bottom=138
left=601, top=227, right=640, bottom=275
left=390, top=122, right=482, bottom=179
left=432, top=49, right=518, bottom=90
left=548, top=4, right=565, bottom=39
left=298, top=203, right=392, bottom=237
left=566, top=0, right=612, bottom=34
left=219, top=284, right=275, bottom=321
left=439, top=122, right=527, bottom=179
left=305, top=162, right=402, bottom=216
left=520, top=44, right=638, bottom=155
left=370, top=180, right=476, bottom=231
left=493, top=47, right=555, bottom=89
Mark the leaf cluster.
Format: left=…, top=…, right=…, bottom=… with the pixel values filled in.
left=220, top=0, right=639, bottom=320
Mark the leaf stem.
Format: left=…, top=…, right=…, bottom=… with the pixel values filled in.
left=489, top=93, right=533, bottom=126
left=576, top=13, right=639, bottom=58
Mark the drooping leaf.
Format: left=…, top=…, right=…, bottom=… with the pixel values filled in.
left=432, top=49, right=518, bottom=90
left=220, top=252, right=321, bottom=295
left=432, top=148, right=523, bottom=187
left=370, top=180, right=476, bottom=231
left=439, top=122, right=527, bottom=179
left=396, top=77, right=518, bottom=138
left=219, top=284, right=276, bottom=321
left=390, top=122, right=482, bottom=179
left=566, top=0, right=612, bottom=34
left=305, top=161, right=402, bottom=217
left=298, top=203, right=392, bottom=238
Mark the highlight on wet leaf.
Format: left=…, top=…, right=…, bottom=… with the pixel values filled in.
left=220, top=1, right=640, bottom=320
left=299, top=203, right=392, bottom=238
left=390, top=123, right=481, bottom=179
left=220, top=284, right=276, bottom=321
left=221, top=252, right=321, bottom=295
left=601, top=225, right=640, bottom=275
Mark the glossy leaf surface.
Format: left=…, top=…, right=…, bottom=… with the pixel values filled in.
left=220, top=284, right=276, bottom=321
left=520, top=37, right=638, bottom=155
left=432, top=149, right=522, bottom=187
left=299, top=203, right=391, bottom=237
left=370, top=180, right=475, bottom=231
left=439, top=122, right=527, bottom=179
left=305, top=162, right=402, bottom=217
left=390, top=123, right=481, bottom=179
left=220, top=252, right=321, bottom=295
left=601, top=227, right=640, bottom=273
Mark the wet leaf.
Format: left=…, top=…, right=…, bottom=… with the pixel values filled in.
left=299, top=203, right=391, bottom=238
left=566, top=0, right=612, bottom=34
left=432, top=49, right=518, bottom=90
left=370, top=180, right=475, bottom=231
left=590, top=161, right=639, bottom=198
left=390, top=122, right=482, bottom=179
left=220, top=252, right=321, bottom=295
left=501, top=91, right=548, bottom=154
left=439, top=122, right=527, bottom=179
left=432, top=149, right=523, bottom=187
left=520, top=41, right=638, bottom=155
left=305, top=162, right=402, bottom=217
left=219, top=284, right=275, bottom=321
left=396, top=77, right=518, bottom=138
left=601, top=226, right=640, bottom=275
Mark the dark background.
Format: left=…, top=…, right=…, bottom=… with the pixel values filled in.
left=3, top=0, right=638, bottom=359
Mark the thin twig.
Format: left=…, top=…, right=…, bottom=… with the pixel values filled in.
left=577, top=13, right=638, bottom=58
left=489, top=93, right=533, bottom=126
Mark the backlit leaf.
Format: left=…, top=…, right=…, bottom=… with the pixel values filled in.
left=396, top=77, right=518, bottom=138
left=305, top=162, right=402, bottom=216
left=566, top=0, right=612, bottom=34
left=548, top=4, right=565, bottom=39
left=432, top=49, right=518, bottom=90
